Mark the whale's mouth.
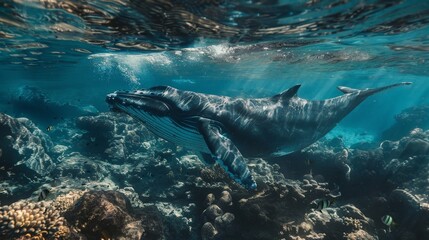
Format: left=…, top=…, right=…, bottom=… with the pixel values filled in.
left=106, top=91, right=170, bottom=115
left=106, top=90, right=211, bottom=154
left=106, top=92, right=122, bottom=112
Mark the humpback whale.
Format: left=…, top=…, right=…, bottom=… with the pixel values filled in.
left=106, top=82, right=411, bottom=190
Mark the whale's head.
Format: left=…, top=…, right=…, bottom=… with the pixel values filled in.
left=106, top=86, right=180, bottom=116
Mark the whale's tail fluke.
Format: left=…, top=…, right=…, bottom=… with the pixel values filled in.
left=338, top=82, right=412, bottom=97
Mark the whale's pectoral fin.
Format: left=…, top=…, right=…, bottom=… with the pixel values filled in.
left=198, top=118, right=257, bottom=190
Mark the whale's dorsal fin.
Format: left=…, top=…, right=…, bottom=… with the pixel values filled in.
left=337, top=86, right=359, bottom=94
left=272, top=84, right=301, bottom=101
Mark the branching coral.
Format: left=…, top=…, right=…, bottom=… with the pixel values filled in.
left=0, top=190, right=85, bottom=239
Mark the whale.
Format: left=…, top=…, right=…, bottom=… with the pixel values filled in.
left=106, top=82, right=411, bottom=190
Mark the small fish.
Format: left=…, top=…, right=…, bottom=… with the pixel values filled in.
left=46, top=125, right=53, bottom=131
left=314, top=198, right=334, bottom=211
left=38, top=188, right=50, bottom=201
left=381, top=214, right=395, bottom=232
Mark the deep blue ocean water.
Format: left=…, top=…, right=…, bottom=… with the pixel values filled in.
left=1, top=0, right=428, bottom=135
left=1, top=1, right=429, bottom=239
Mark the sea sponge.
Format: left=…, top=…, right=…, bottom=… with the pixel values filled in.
left=218, top=191, right=232, bottom=207
left=205, top=193, right=216, bottom=206
left=214, top=212, right=235, bottom=232
left=201, top=222, right=218, bottom=240
left=203, top=205, right=223, bottom=222
left=201, top=191, right=236, bottom=239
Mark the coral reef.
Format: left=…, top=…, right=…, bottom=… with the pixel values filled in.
left=282, top=126, right=429, bottom=240
left=51, top=152, right=109, bottom=181
left=197, top=178, right=352, bottom=240
left=305, top=204, right=376, bottom=239
left=75, top=113, right=157, bottom=161
left=0, top=190, right=83, bottom=239
left=64, top=190, right=143, bottom=239
left=0, top=113, right=54, bottom=175
left=385, top=189, right=429, bottom=239
left=10, top=86, right=97, bottom=124
left=0, top=190, right=167, bottom=240
left=381, top=105, right=429, bottom=140
left=201, top=191, right=235, bottom=240
left=0, top=113, right=55, bottom=205
left=1, top=111, right=428, bottom=240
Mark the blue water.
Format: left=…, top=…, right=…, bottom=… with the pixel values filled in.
left=1, top=1, right=429, bottom=239
left=1, top=1, right=428, bottom=137
left=2, top=43, right=427, bottom=138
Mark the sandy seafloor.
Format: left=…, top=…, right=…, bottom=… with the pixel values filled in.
left=0, top=91, right=428, bottom=240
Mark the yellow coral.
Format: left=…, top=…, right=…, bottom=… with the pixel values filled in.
left=0, top=190, right=85, bottom=239
left=345, top=229, right=376, bottom=240
left=50, top=190, right=86, bottom=213
left=344, top=217, right=363, bottom=230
